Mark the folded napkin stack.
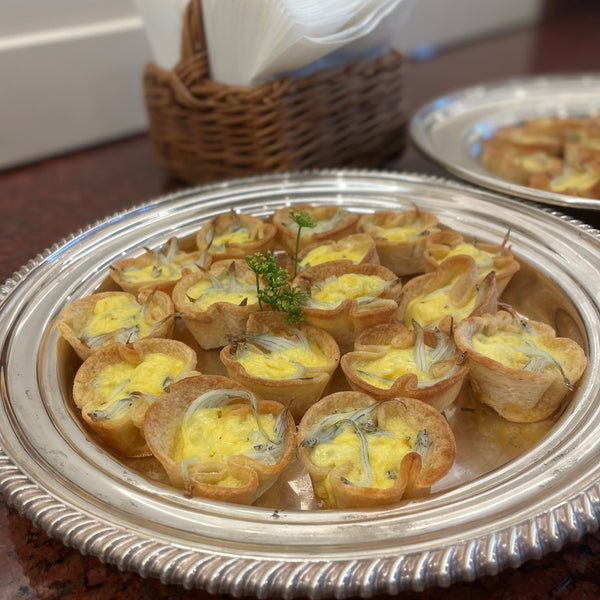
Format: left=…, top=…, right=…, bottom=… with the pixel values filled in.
left=135, top=0, right=414, bottom=86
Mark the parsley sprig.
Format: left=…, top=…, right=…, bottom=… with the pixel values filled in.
left=245, top=250, right=307, bottom=326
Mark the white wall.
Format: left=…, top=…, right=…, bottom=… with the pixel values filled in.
left=0, top=0, right=150, bottom=170
left=0, top=0, right=544, bottom=170
left=394, top=0, right=544, bottom=57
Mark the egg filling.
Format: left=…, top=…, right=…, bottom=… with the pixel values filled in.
left=471, top=326, right=570, bottom=374
left=119, top=238, right=198, bottom=284
left=174, top=391, right=284, bottom=488
left=550, top=166, right=600, bottom=192
left=80, top=295, right=159, bottom=348
left=186, top=271, right=258, bottom=310
left=309, top=274, right=388, bottom=308
left=434, top=242, right=496, bottom=271
left=514, top=152, right=556, bottom=172
left=234, top=335, right=328, bottom=379
left=306, top=408, right=427, bottom=504
left=404, top=282, right=478, bottom=328
left=354, top=346, right=437, bottom=389
left=368, top=220, right=423, bottom=242
left=211, top=228, right=253, bottom=252
left=89, top=353, right=187, bottom=421
left=300, top=239, right=368, bottom=268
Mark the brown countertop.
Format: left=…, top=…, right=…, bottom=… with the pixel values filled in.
left=2, top=7, right=600, bottom=599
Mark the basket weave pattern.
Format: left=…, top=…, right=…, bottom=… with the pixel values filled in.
left=144, top=0, right=406, bottom=184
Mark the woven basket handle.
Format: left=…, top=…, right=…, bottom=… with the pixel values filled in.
left=180, top=0, right=209, bottom=70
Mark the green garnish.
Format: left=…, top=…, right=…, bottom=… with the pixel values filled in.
left=289, top=209, right=316, bottom=277
left=245, top=251, right=308, bottom=326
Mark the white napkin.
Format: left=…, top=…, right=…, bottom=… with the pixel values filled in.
left=133, top=0, right=188, bottom=70
left=135, top=0, right=414, bottom=85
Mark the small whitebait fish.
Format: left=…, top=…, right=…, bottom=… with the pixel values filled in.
left=412, top=429, right=431, bottom=459
left=179, top=388, right=290, bottom=484
left=82, top=324, right=140, bottom=348
left=89, top=396, right=134, bottom=422
left=517, top=340, right=573, bottom=389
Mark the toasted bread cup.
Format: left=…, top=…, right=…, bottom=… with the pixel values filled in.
left=396, top=255, right=498, bottom=334
left=529, top=162, right=600, bottom=199
left=172, top=259, right=260, bottom=350
left=297, top=391, right=456, bottom=509
left=109, top=237, right=203, bottom=294
left=57, top=289, right=175, bottom=361
left=341, top=323, right=467, bottom=412
left=480, top=142, right=563, bottom=186
left=273, top=204, right=359, bottom=253
left=522, top=115, right=597, bottom=140
left=564, top=128, right=600, bottom=166
left=423, top=230, right=520, bottom=295
left=293, top=262, right=402, bottom=353
left=144, top=375, right=297, bottom=504
left=454, top=310, right=587, bottom=422
left=72, top=338, right=198, bottom=457
left=195, top=210, right=276, bottom=262
left=356, top=208, right=439, bottom=276
left=220, top=312, right=340, bottom=421
left=482, top=126, right=563, bottom=156
left=296, top=233, right=379, bottom=272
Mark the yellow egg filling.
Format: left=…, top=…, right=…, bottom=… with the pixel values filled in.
left=551, top=166, right=599, bottom=192
left=90, top=353, right=187, bottom=414
left=236, top=342, right=328, bottom=380
left=514, top=152, right=555, bottom=171
left=310, top=416, right=417, bottom=502
left=404, top=283, right=477, bottom=328
left=121, top=260, right=193, bottom=284
left=471, top=328, right=569, bottom=372
left=312, top=274, right=387, bottom=307
left=81, top=296, right=157, bottom=341
left=300, top=240, right=367, bottom=268
left=212, top=228, right=252, bottom=251
left=354, top=346, right=435, bottom=389
left=175, top=407, right=276, bottom=487
left=186, top=277, right=258, bottom=310
left=369, top=221, right=422, bottom=242
left=435, top=242, right=496, bottom=269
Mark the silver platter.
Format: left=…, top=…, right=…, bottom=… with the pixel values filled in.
left=1, top=170, right=600, bottom=598
left=410, top=73, right=600, bottom=210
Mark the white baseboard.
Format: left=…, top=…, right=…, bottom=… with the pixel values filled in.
left=0, top=16, right=152, bottom=170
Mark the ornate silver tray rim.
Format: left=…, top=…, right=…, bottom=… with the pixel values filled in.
left=409, top=73, right=600, bottom=210
left=1, top=170, right=600, bottom=598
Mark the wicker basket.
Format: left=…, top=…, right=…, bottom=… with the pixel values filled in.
left=143, top=0, right=406, bottom=184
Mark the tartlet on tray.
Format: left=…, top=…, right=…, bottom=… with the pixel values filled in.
left=357, top=208, right=439, bottom=276
left=57, top=289, right=175, bottom=361
left=296, top=233, right=379, bottom=271
left=172, top=259, right=260, bottom=349
left=454, top=310, right=588, bottom=422
left=144, top=375, right=297, bottom=504
left=273, top=204, right=359, bottom=253
left=72, top=338, right=198, bottom=456
left=423, top=230, right=520, bottom=295
left=293, top=262, right=403, bottom=352
left=220, top=312, right=340, bottom=421
left=341, top=322, right=468, bottom=412
left=297, top=391, right=456, bottom=508
left=396, top=255, right=498, bottom=333
left=195, top=210, right=277, bottom=263
left=109, top=237, right=203, bottom=294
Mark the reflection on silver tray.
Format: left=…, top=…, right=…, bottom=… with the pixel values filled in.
left=410, top=73, right=600, bottom=210
left=1, top=171, right=600, bottom=598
